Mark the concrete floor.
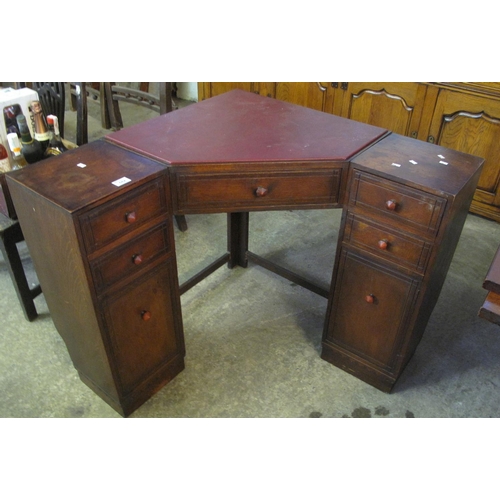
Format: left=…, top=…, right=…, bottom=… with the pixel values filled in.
left=2, top=86, right=500, bottom=418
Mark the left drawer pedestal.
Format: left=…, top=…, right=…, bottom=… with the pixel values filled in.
left=7, top=141, right=185, bottom=416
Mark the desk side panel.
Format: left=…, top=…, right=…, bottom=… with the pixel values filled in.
left=7, top=179, right=119, bottom=402
left=400, top=164, right=484, bottom=366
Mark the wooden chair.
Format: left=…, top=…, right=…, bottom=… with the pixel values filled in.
left=32, top=82, right=66, bottom=138
left=69, top=82, right=111, bottom=135
left=27, top=82, right=89, bottom=146
left=105, top=82, right=175, bottom=130
left=105, top=83, right=187, bottom=232
left=0, top=83, right=58, bottom=320
left=68, top=82, right=91, bottom=146
left=0, top=82, right=84, bottom=320
left=0, top=206, right=42, bottom=321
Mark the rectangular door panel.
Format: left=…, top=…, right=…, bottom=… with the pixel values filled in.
left=101, top=262, right=184, bottom=395
left=325, top=248, right=420, bottom=371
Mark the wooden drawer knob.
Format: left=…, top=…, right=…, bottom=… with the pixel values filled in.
left=125, top=211, right=137, bottom=223
left=255, top=186, right=268, bottom=197
left=378, top=239, right=389, bottom=250
left=141, top=310, right=152, bottom=321
left=385, top=200, right=397, bottom=211
left=365, top=294, right=375, bottom=304
left=132, top=253, right=143, bottom=265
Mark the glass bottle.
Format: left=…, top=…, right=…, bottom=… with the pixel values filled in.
left=7, top=133, right=28, bottom=169
left=30, top=100, right=50, bottom=149
left=45, top=114, right=67, bottom=156
left=3, top=104, right=22, bottom=136
left=0, top=141, right=10, bottom=173
left=16, top=114, right=45, bottom=164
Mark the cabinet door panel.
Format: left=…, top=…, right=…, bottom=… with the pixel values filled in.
left=340, top=83, right=428, bottom=138
left=199, top=82, right=253, bottom=99
left=101, top=262, right=184, bottom=395
left=325, top=249, right=420, bottom=370
left=275, top=82, right=331, bottom=111
left=428, top=90, right=500, bottom=210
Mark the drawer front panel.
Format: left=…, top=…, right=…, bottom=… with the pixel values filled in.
left=325, top=249, right=420, bottom=371
left=91, top=223, right=171, bottom=292
left=101, top=262, right=184, bottom=395
left=349, top=171, right=446, bottom=235
left=81, top=178, right=168, bottom=253
left=344, top=213, right=432, bottom=274
left=174, top=169, right=342, bottom=212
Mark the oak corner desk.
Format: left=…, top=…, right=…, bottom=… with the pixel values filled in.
left=6, top=90, right=484, bottom=416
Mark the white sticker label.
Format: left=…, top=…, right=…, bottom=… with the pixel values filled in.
left=112, top=177, right=131, bottom=187
left=76, top=163, right=86, bottom=168
left=409, top=160, right=418, bottom=165
left=391, top=163, right=401, bottom=167
left=439, top=161, right=448, bottom=165
left=438, top=154, right=445, bottom=159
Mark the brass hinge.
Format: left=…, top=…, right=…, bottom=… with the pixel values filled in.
left=331, top=83, right=348, bottom=90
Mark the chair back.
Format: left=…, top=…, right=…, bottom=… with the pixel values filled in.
left=68, top=83, right=90, bottom=146
left=32, top=83, right=66, bottom=138
left=105, top=83, right=173, bottom=130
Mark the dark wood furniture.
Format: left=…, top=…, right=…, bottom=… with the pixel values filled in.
left=68, top=82, right=109, bottom=147
left=1, top=83, right=71, bottom=320
left=322, top=134, right=483, bottom=390
left=6, top=90, right=484, bottom=416
left=104, top=83, right=174, bottom=130
left=479, top=245, right=500, bottom=325
left=32, top=83, right=66, bottom=138
left=0, top=208, right=42, bottom=321
left=69, top=83, right=111, bottom=142
left=7, top=142, right=185, bottom=415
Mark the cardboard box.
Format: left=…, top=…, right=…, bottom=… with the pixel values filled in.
left=0, top=87, right=39, bottom=218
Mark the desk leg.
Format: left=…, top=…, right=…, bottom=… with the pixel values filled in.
left=228, top=212, right=249, bottom=268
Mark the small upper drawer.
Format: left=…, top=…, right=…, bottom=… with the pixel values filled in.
left=80, top=178, right=168, bottom=253
left=344, top=213, right=432, bottom=274
left=173, top=168, right=342, bottom=212
left=90, top=223, right=171, bottom=293
left=349, top=171, right=446, bottom=236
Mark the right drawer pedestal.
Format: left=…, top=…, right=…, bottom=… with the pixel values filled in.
left=322, top=148, right=480, bottom=391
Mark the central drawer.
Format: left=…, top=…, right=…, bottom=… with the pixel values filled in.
left=173, top=168, right=342, bottom=212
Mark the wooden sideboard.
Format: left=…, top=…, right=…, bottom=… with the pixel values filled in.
left=199, top=82, right=500, bottom=222
left=7, top=90, right=484, bottom=416
left=479, top=243, right=500, bottom=325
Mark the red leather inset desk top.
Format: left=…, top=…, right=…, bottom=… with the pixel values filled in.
left=106, top=89, right=388, bottom=165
